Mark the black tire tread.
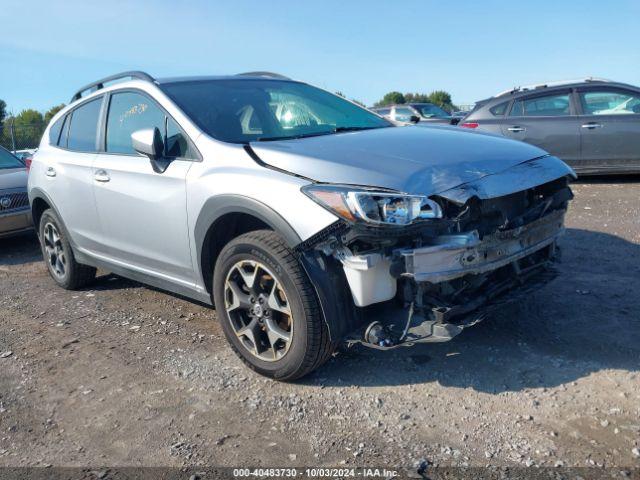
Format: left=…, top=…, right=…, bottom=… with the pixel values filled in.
left=39, top=209, right=96, bottom=290
left=218, top=230, right=336, bottom=381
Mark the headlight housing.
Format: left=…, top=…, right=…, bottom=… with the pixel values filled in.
left=302, top=184, right=443, bottom=226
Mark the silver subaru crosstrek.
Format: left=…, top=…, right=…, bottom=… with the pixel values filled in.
left=29, top=71, right=575, bottom=380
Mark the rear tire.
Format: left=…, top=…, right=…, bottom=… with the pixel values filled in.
left=38, top=209, right=96, bottom=290
left=213, top=230, right=335, bottom=381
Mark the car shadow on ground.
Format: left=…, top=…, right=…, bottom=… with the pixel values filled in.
left=0, top=232, right=40, bottom=266
left=572, top=173, right=640, bottom=184
left=2, top=228, right=639, bottom=394
left=0, top=232, right=145, bottom=296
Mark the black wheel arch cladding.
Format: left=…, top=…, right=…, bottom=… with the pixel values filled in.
left=195, top=195, right=359, bottom=341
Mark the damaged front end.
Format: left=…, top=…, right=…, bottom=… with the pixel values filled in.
left=299, top=155, right=575, bottom=349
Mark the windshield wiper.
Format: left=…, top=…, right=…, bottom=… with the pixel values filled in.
left=255, top=125, right=389, bottom=142
left=332, top=126, right=383, bottom=133
left=256, top=131, right=336, bottom=142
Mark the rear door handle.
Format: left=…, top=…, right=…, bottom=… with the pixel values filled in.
left=507, top=126, right=525, bottom=132
left=581, top=122, right=603, bottom=129
left=45, top=167, right=56, bottom=177
left=94, top=170, right=110, bottom=183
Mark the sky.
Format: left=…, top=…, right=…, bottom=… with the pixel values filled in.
left=1, top=0, right=639, bottom=114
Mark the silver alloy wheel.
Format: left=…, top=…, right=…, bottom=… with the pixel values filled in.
left=224, top=260, right=293, bottom=362
left=43, top=222, right=66, bottom=279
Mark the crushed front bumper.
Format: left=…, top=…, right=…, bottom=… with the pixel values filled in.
left=401, top=209, right=565, bottom=283
left=345, top=210, right=566, bottom=349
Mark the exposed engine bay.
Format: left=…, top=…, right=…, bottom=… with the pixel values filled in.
left=298, top=161, right=574, bottom=349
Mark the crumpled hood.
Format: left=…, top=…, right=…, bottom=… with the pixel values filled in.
left=250, top=126, right=557, bottom=196
left=0, top=168, right=28, bottom=190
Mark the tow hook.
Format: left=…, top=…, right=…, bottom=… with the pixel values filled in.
left=361, top=299, right=416, bottom=349
left=364, top=321, right=396, bottom=348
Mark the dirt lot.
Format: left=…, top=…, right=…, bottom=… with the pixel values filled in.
left=1, top=179, right=639, bottom=473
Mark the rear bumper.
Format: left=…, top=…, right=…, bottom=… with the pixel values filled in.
left=0, top=208, right=34, bottom=239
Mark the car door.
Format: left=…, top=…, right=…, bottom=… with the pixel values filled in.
left=45, top=97, right=104, bottom=251
left=92, top=90, right=198, bottom=285
left=501, top=90, right=581, bottom=168
left=576, top=87, right=640, bottom=172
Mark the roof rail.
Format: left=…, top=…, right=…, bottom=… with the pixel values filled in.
left=236, top=71, right=290, bottom=80
left=71, top=71, right=155, bottom=102
left=495, top=77, right=613, bottom=97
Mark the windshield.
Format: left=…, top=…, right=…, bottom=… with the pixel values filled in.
left=162, top=79, right=391, bottom=143
left=0, top=147, right=24, bottom=169
left=415, top=104, right=450, bottom=118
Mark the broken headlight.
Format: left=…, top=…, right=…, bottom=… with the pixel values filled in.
left=302, top=184, right=443, bottom=226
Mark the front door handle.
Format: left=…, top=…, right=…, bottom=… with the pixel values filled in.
left=94, top=170, right=110, bottom=183
left=45, top=167, right=56, bottom=177
left=507, top=126, right=525, bottom=132
left=581, top=122, right=603, bottom=129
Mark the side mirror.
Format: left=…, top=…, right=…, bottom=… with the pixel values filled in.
left=632, top=104, right=640, bottom=114
left=409, top=115, right=421, bottom=124
left=131, top=127, right=169, bottom=173
left=132, top=127, right=164, bottom=160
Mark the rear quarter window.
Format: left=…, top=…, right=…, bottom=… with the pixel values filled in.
left=67, top=98, right=102, bottom=152
left=48, top=115, right=65, bottom=145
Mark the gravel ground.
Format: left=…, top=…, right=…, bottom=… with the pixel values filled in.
left=0, top=178, right=639, bottom=473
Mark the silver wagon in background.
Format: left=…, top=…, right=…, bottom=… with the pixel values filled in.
left=460, top=78, right=640, bottom=175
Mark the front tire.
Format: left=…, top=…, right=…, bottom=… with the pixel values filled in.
left=213, top=230, right=335, bottom=381
left=38, top=209, right=96, bottom=290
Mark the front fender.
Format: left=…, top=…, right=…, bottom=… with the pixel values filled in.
left=194, top=194, right=302, bottom=256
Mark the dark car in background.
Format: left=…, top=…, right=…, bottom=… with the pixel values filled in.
left=451, top=110, right=471, bottom=121
left=372, top=103, right=458, bottom=125
left=460, top=78, right=640, bottom=174
left=0, top=145, right=32, bottom=238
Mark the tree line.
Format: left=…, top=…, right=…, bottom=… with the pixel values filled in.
left=335, top=90, right=458, bottom=112
left=374, top=90, right=457, bottom=112
left=0, top=99, right=65, bottom=150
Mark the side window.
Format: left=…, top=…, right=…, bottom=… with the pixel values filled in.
left=579, top=90, right=640, bottom=115
left=106, top=92, right=165, bottom=154
left=394, top=107, right=415, bottom=122
left=48, top=115, right=65, bottom=145
left=376, top=108, right=391, bottom=116
left=509, top=100, right=524, bottom=117
left=106, top=91, right=196, bottom=159
left=510, top=93, right=570, bottom=117
left=67, top=98, right=102, bottom=151
left=489, top=101, right=509, bottom=116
